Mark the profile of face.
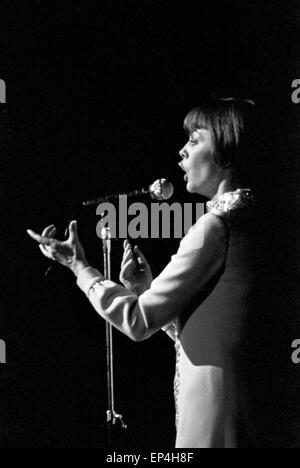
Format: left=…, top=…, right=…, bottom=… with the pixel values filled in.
left=178, top=128, right=223, bottom=199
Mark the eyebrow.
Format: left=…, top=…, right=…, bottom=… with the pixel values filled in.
left=189, top=133, right=200, bottom=139
left=192, top=129, right=206, bottom=136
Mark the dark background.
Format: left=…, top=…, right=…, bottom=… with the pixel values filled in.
left=0, top=0, right=299, bottom=448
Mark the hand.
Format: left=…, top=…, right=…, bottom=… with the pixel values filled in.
left=27, top=221, right=89, bottom=277
left=119, top=240, right=153, bottom=296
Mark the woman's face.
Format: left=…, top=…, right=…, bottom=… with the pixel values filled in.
left=178, top=128, right=222, bottom=198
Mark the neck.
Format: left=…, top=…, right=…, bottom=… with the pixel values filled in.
left=210, top=173, right=241, bottom=202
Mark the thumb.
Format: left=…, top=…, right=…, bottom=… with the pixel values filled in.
left=68, top=220, right=78, bottom=242
left=134, top=245, right=147, bottom=265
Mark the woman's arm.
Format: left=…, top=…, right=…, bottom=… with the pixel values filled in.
left=75, top=213, right=228, bottom=341
left=27, top=214, right=228, bottom=341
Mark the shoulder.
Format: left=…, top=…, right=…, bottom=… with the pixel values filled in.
left=206, top=189, right=256, bottom=229
left=194, top=212, right=228, bottom=237
left=180, top=212, right=228, bottom=252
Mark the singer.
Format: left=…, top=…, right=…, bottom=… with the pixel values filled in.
left=27, top=98, right=273, bottom=448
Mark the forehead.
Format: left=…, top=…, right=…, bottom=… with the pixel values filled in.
left=190, top=128, right=206, bottom=136
left=189, top=128, right=212, bottom=140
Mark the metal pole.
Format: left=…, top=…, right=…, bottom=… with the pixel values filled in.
left=101, top=227, right=127, bottom=446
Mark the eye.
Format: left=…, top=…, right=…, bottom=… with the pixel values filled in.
left=188, top=138, right=198, bottom=146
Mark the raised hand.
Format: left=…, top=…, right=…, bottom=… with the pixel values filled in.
left=119, top=240, right=153, bottom=296
left=27, top=221, right=89, bottom=277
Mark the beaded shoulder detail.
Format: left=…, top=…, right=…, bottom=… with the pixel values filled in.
left=206, top=188, right=255, bottom=221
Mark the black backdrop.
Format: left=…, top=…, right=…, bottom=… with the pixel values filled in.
left=0, top=1, right=299, bottom=448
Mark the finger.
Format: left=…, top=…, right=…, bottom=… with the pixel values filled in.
left=121, top=254, right=134, bottom=271
left=68, top=220, right=78, bottom=243
left=121, top=248, right=135, bottom=268
left=122, top=258, right=135, bottom=274
left=124, top=243, right=132, bottom=255
left=39, top=244, right=54, bottom=260
left=134, top=245, right=147, bottom=265
left=122, top=245, right=134, bottom=260
left=124, top=240, right=133, bottom=253
left=120, top=259, right=135, bottom=281
left=27, top=229, right=53, bottom=245
left=41, top=225, right=56, bottom=237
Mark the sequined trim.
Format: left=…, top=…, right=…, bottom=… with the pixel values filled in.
left=163, top=321, right=177, bottom=341
left=173, top=330, right=180, bottom=427
left=206, top=188, right=254, bottom=220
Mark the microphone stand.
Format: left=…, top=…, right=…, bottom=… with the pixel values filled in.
left=101, top=227, right=127, bottom=446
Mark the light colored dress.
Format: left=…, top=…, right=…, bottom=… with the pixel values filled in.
left=77, top=189, right=259, bottom=448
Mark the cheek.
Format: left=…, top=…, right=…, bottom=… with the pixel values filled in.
left=193, top=147, right=216, bottom=170
left=206, top=160, right=220, bottom=178
left=189, top=160, right=220, bottom=188
left=191, top=158, right=217, bottom=178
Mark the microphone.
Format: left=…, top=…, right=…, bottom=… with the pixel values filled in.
left=82, top=178, right=174, bottom=207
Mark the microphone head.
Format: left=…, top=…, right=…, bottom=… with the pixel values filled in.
left=149, top=178, right=174, bottom=201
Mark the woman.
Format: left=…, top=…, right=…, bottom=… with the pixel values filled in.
left=27, top=98, right=269, bottom=448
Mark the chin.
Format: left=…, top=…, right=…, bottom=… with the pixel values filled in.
left=185, top=182, right=194, bottom=193
left=186, top=180, right=199, bottom=194
left=186, top=181, right=207, bottom=197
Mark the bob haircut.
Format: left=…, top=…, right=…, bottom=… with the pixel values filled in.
left=183, top=98, right=257, bottom=171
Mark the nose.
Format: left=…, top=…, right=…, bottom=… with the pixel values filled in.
left=179, top=146, right=186, bottom=159
left=178, top=146, right=187, bottom=171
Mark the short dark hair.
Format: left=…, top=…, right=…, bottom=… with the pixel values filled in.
left=183, top=98, right=257, bottom=171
